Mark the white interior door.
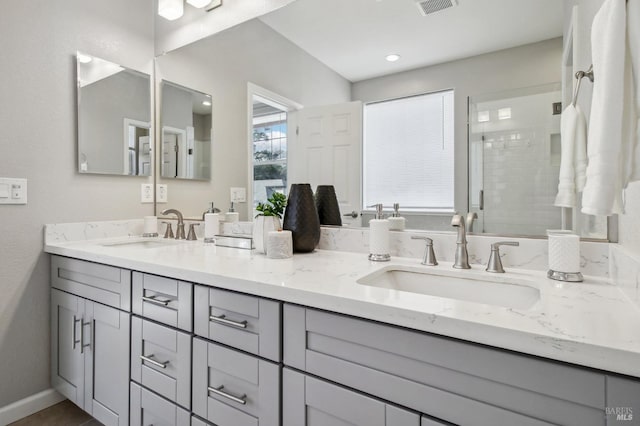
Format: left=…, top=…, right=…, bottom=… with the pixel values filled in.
left=289, top=101, right=362, bottom=226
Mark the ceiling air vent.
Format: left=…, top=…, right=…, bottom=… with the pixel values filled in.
left=415, top=0, right=458, bottom=16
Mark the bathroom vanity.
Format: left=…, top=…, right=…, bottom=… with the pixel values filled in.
left=46, top=231, right=640, bottom=426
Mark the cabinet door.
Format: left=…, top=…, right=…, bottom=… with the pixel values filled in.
left=51, top=289, right=85, bottom=408
left=283, top=368, right=420, bottom=426
left=83, top=301, right=130, bottom=426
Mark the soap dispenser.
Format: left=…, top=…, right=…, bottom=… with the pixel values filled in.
left=225, top=202, right=239, bottom=223
left=368, top=203, right=390, bottom=262
left=388, top=203, right=406, bottom=231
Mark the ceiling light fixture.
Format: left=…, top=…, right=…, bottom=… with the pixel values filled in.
left=202, top=100, right=212, bottom=106
left=385, top=54, right=401, bottom=62
left=158, top=0, right=184, bottom=21
left=186, top=0, right=211, bottom=8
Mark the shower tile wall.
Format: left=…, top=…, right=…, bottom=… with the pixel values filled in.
left=470, top=87, right=564, bottom=236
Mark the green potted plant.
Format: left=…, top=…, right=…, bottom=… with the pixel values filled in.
left=253, top=192, right=287, bottom=253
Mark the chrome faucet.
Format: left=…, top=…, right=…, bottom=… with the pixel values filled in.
left=451, top=214, right=471, bottom=269
left=466, top=212, right=478, bottom=233
left=162, top=208, right=186, bottom=240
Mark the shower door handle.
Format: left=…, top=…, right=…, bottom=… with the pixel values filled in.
left=479, top=190, right=484, bottom=211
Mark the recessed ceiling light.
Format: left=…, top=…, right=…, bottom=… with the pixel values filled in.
left=77, top=53, right=93, bottom=64
left=202, top=100, right=212, bottom=106
left=385, top=54, right=401, bottom=62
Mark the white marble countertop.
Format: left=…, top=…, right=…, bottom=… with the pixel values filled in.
left=45, top=235, right=640, bottom=378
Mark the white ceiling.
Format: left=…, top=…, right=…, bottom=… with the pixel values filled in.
left=259, top=0, right=563, bottom=82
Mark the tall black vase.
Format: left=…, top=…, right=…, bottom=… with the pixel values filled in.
left=283, top=184, right=320, bottom=253
left=315, top=185, right=342, bottom=226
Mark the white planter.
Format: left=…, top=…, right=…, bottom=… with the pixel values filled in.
left=253, top=215, right=281, bottom=254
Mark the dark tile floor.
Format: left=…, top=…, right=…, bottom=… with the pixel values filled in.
left=9, top=400, right=102, bottom=426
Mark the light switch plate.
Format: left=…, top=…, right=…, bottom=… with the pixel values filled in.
left=230, top=187, right=246, bottom=202
left=157, top=184, right=168, bottom=203
left=141, top=184, right=154, bottom=203
left=0, top=177, right=27, bottom=205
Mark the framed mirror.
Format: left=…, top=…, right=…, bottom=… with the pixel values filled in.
left=160, top=80, right=212, bottom=180
left=77, top=52, right=152, bottom=176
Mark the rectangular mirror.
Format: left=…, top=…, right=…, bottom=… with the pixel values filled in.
left=160, top=80, right=212, bottom=180
left=152, top=0, right=611, bottom=240
left=77, top=52, right=152, bottom=176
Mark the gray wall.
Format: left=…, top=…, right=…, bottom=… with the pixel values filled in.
left=80, top=70, right=151, bottom=174
left=156, top=18, right=351, bottom=219
left=353, top=37, right=563, bottom=230
left=161, top=83, right=194, bottom=129
left=0, top=0, right=154, bottom=408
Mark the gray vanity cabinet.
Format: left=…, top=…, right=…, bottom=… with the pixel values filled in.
left=50, top=256, right=131, bottom=426
left=283, top=368, right=421, bottom=426
left=284, top=304, right=607, bottom=426
left=192, top=337, right=280, bottom=426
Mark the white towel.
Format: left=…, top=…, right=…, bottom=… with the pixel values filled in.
left=555, top=104, right=587, bottom=208
left=581, top=0, right=627, bottom=216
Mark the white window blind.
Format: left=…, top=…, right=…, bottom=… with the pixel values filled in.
left=363, top=90, right=454, bottom=211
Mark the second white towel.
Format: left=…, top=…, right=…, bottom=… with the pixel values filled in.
left=555, top=104, right=587, bottom=208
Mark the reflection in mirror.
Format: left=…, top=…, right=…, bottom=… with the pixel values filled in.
left=77, top=52, right=151, bottom=176
left=252, top=96, right=288, bottom=210
left=160, top=80, right=212, bottom=180
left=153, top=0, right=608, bottom=239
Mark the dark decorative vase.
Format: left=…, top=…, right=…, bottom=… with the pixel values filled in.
left=283, top=184, right=321, bottom=253
left=315, top=185, right=342, bottom=226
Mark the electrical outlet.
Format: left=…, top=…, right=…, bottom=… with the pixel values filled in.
left=157, top=184, right=168, bottom=203
left=140, top=184, right=154, bottom=203
left=230, top=187, right=247, bottom=202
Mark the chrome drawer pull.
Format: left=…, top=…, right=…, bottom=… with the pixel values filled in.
left=142, top=295, right=171, bottom=306
left=140, top=354, right=169, bottom=369
left=209, top=314, right=247, bottom=329
left=207, top=385, right=247, bottom=405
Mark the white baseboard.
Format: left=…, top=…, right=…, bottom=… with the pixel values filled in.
left=0, top=389, right=65, bottom=425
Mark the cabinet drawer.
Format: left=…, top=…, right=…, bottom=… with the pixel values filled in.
left=283, top=368, right=420, bottom=426
left=51, top=255, right=131, bottom=311
left=284, top=305, right=606, bottom=426
left=194, top=285, right=281, bottom=361
left=192, top=415, right=215, bottom=426
left=130, top=382, right=190, bottom=426
left=132, top=272, right=192, bottom=332
left=131, top=317, right=191, bottom=409
left=192, top=337, right=280, bottom=426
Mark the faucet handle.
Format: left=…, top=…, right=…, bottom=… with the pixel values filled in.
left=486, top=241, right=520, bottom=273
left=187, top=223, right=200, bottom=241
left=162, top=222, right=174, bottom=239
left=411, top=236, right=438, bottom=266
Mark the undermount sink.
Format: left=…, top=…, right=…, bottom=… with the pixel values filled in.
left=99, top=238, right=180, bottom=249
left=357, top=265, right=540, bottom=309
